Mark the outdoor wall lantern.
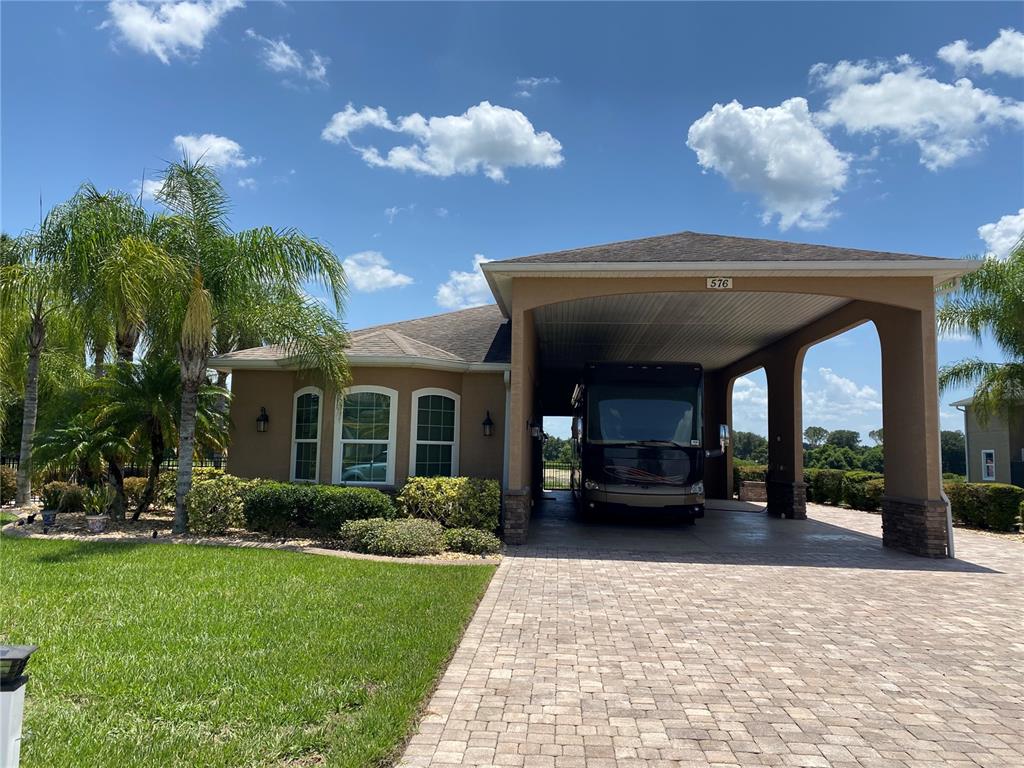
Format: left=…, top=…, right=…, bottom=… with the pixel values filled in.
left=482, top=411, right=495, bottom=437
left=1, top=644, right=38, bottom=768
left=528, top=420, right=542, bottom=439
left=256, top=407, right=269, bottom=433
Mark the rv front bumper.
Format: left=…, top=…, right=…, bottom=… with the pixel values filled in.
left=585, top=483, right=704, bottom=509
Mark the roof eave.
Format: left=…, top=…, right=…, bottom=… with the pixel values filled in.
left=210, top=355, right=510, bottom=374
left=480, top=259, right=982, bottom=318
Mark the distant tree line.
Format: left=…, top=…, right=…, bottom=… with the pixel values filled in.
left=732, top=426, right=966, bottom=476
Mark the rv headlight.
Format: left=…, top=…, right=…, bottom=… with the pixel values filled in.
left=583, top=479, right=600, bottom=491
left=689, top=481, right=704, bottom=496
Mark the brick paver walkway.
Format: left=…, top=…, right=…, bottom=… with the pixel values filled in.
left=399, top=497, right=1023, bottom=768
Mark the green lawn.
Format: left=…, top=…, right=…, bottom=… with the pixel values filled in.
left=0, top=536, right=494, bottom=767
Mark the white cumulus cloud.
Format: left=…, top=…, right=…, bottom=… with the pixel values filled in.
left=341, top=252, right=413, bottom=292
left=245, top=29, right=329, bottom=85
left=173, top=133, right=259, bottom=168
left=686, top=97, right=849, bottom=230
left=321, top=101, right=564, bottom=183
left=978, top=208, right=1024, bottom=259
left=134, top=177, right=165, bottom=201
left=102, top=0, right=242, bottom=64
left=515, top=75, right=560, bottom=97
left=938, top=28, right=1024, bottom=78
left=803, top=367, right=882, bottom=430
left=435, top=255, right=493, bottom=309
left=814, top=60, right=1024, bottom=171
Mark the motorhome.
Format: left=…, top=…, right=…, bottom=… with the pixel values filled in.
left=570, top=362, right=728, bottom=522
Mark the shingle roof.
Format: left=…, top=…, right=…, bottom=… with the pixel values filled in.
left=210, top=304, right=511, bottom=368
left=499, top=230, right=947, bottom=265
left=351, top=304, right=510, bottom=364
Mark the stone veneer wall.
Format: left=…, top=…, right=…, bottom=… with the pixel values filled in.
left=881, top=496, right=948, bottom=557
left=766, top=480, right=807, bottom=519
left=502, top=490, right=532, bottom=545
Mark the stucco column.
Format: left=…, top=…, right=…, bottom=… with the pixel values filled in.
left=876, top=305, right=947, bottom=556
left=503, top=301, right=536, bottom=544
left=765, top=347, right=807, bottom=519
left=702, top=371, right=733, bottom=500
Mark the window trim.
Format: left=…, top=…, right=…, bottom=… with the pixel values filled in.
left=290, top=386, right=323, bottom=483
left=333, top=385, right=398, bottom=486
left=409, top=388, right=461, bottom=477
left=981, top=449, right=996, bottom=481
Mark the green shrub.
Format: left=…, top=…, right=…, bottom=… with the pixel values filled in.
left=185, top=474, right=250, bottom=536
left=803, top=468, right=821, bottom=502
left=40, top=481, right=69, bottom=511
left=338, top=517, right=444, bottom=557
left=942, top=472, right=966, bottom=482
left=398, top=477, right=501, bottom=531
left=0, top=466, right=16, bottom=505
left=157, top=467, right=225, bottom=506
left=732, top=464, right=767, bottom=492
left=944, top=482, right=985, bottom=527
left=59, top=485, right=86, bottom=514
left=305, top=485, right=398, bottom=531
left=811, top=469, right=845, bottom=506
left=239, top=482, right=399, bottom=535
left=980, top=484, right=1024, bottom=532
left=123, top=477, right=149, bottom=510
left=842, top=471, right=884, bottom=510
left=442, top=527, right=502, bottom=555
left=80, top=487, right=108, bottom=517
left=240, top=480, right=307, bottom=534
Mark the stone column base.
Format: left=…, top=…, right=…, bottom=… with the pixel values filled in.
left=765, top=480, right=807, bottom=519
left=502, top=489, right=532, bottom=545
left=881, top=496, right=948, bottom=557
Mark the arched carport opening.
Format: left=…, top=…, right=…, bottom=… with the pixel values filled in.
left=480, top=231, right=975, bottom=556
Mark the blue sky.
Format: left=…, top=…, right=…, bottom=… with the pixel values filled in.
left=3, top=2, right=1022, bottom=441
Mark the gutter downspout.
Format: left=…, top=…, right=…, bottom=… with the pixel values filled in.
left=501, top=370, right=511, bottom=526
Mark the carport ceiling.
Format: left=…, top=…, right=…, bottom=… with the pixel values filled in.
left=533, top=291, right=851, bottom=371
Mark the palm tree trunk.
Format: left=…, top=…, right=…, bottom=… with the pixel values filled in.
left=173, top=375, right=202, bottom=534
left=92, top=341, right=107, bottom=377
left=135, top=427, right=164, bottom=520
left=15, top=313, right=44, bottom=506
left=116, top=323, right=140, bottom=362
left=106, top=457, right=126, bottom=520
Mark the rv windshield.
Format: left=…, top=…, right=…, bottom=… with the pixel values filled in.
left=588, top=384, right=700, bottom=445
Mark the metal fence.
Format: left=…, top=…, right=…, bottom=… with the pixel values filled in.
left=542, top=460, right=572, bottom=490
left=1, top=455, right=224, bottom=475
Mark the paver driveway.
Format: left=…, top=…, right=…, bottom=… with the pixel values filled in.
left=399, top=495, right=1024, bottom=768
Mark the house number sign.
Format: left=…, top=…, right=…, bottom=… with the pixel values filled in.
left=706, top=277, right=733, bottom=289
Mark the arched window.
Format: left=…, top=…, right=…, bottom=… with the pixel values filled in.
left=410, top=388, right=460, bottom=477
left=291, top=387, right=323, bottom=483
left=334, top=386, right=398, bottom=485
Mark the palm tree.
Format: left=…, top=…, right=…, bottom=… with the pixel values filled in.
left=93, top=355, right=229, bottom=518
left=0, top=210, right=81, bottom=505
left=938, top=238, right=1024, bottom=423
left=148, top=158, right=349, bottom=533
left=63, top=184, right=171, bottom=369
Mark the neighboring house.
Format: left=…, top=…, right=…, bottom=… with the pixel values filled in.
left=951, top=397, right=1024, bottom=486
left=211, top=229, right=977, bottom=555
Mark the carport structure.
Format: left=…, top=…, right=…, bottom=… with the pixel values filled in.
left=482, top=231, right=979, bottom=557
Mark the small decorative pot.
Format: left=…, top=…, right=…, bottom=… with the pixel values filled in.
left=85, top=515, right=109, bottom=533
left=42, top=510, right=58, bottom=526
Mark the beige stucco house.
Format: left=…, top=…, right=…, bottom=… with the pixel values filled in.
left=211, top=230, right=979, bottom=557
left=952, top=397, right=1024, bottom=485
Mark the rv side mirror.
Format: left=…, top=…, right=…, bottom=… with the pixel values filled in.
left=719, top=424, right=731, bottom=449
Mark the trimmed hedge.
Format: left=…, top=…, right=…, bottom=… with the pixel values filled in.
left=397, top=477, right=500, bottom=531
left=240, top=481, right=398, bottom=535
left=732, top=463, right=767, bottom=490
left=0, top=466, right=15, bottom=505
left=186, top=474, right=252, bottom=536
left=338, top=517, right=444, bottom=557
left=841, top=471, right=885, bottom=511
left=810, top=469, right=846, bottom=506
left=944, top=481, right=1023, bottom=532
left=123, top=477, right=149, bottom=510
left=442, top=527, right=502, bottom=555
left=157, top=467, right=225, bottom=506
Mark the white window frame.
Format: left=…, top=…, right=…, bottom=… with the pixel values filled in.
left=333, top=385, right=398, bottom=486
left=290, top=386, right=323, bottom=483
left=981, top=449, right=996, bottom=481
left=409, top=388, right=460, bottom=477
